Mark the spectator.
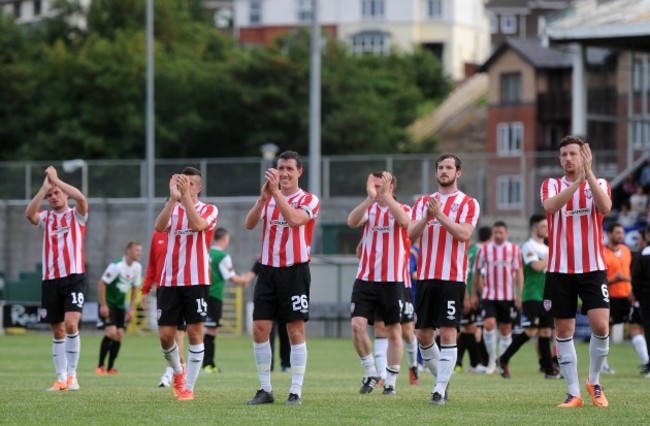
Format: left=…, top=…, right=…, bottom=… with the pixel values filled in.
left=630, top=186, right=649, bottom=218
left=618, top=202, right=638, bottom=229
left=622, top=175, right=638, bottom=198
left=640, top=160, right=650, bottom=194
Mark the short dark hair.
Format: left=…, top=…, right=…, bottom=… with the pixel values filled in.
left=529, top=214, right=546, bottom=229
left=435, top=153, right=461, bottom=171
left=125, top=241, right=141, bottom=251
left=478, top=226, right=492, bottom=242
left=181, top=166, right=201, bottom=177
left=214, top=227, right=228, bottom=241
left=606, top=223, right=623, bottom=233
left=493, top=220, right=507, bottom=229
left=371, top=171, right=397, bottom=189
left=278, top=151, right=302, bottom=169
left=559, top=135, right=585, bottom=149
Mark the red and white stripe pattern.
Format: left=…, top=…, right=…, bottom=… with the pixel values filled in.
left=38, top=208, right=87, bottom=280
left=160, top=201, right=218, bottom=286
left=541, top=177, right=610, bottom=273
left=475, top=241, right=522, bottom=301
left=259, top=189, right=320, bottom=267
left=403, top=237, right=413, bottom=288
left=356, top=203, right=411, bottom=282
left=412, top=191, right=480, bottom=282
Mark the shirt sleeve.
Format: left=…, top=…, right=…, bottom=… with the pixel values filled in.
left=101, top=263, right=119, bottom=285
left=219, top=254, right=236, bottom=281
left=521, top=241, right=539, bottom=266
left=540, top=178, right=558, bottom=204
left=299, top=193, right=320, bottom=220
left=134, top=262, right=143, bottom=287
left=202, top=204, right=219, bottom=231
left=411, top=196, right=426, bottom=221
left=74, top=207, right=88, bottom=225
left=461, top=198, right=480, bottom=226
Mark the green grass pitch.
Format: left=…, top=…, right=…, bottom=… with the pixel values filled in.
left=1, top=332, right=649, bottom=425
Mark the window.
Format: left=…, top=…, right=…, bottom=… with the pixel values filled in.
left=297, top=0, right=312, bottom=22
left=362, top=0, right=384, bottom=19
left=497, top=122, right=523, bottom=156
left=500, top=72, right=521, bottom=104
left=34, top=0, right=42, bottom=16
left=632, top=57, right=650, bottom=93
left=633, top=119, right=650, bottom=148
left=351, top=31, right=390, bottom=55
left=497, top=176, right=522, bottom=210
left=500, top=15, right=517, bottom=34
left=427, top=0, right=442, bottom=19
left=250, top=0, right=262, bottom=25
left=489, top=12, right=498, bottom=34
left=13, top=1, right=22, bottom=18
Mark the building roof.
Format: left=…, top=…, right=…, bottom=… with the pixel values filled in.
left=479, top=38, right=610, bottom=71
left=546, top=0, right=650, bottom=50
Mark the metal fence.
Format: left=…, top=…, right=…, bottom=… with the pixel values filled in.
left=0, top=149, right=642, bottom=216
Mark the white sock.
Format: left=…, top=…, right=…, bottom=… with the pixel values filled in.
left=499, top=333, right=512, bottom=358
left=433, top=345, right=457, bottom=395
left=557, top=337, right=580, bottom=397
left=163, top=366, right=173, bottom=381
left=65, top=333, right=80, bottom=378
left=419, top=341, right=440, bottom=377
left=360, top=354, right=378, bottom=377
left=254, top=341, right=272, bottom=392
left=162, top=343, right=183, bottom=374
left=384, top=364, right=400, bottom=388
left=632, top=334, right=649, bottom=365
left=405, top=337, right=418, bottom=367
left=52, top=338, right=67, bottom=382
left=374, top=337, right=388, bottom=380
left=289, top=343, right=307, bottom=397
left=483, top=329, right=497, bottom=367
left=185, top=343, right=204, bottom=391
left=589, top=333, right=609, bottom=385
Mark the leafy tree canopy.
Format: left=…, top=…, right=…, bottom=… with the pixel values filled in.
left=0, top=0, right=451, bottom=161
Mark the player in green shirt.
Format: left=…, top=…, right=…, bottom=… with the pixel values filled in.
left=96, top=241, right=143, bottom=374
left=498, top=214, right=560, bottom=379
left=203, top=228, right=254, bottom=373
left=457, top=226, right=491, bottom=372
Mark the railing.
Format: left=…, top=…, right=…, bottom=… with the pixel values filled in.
left=1, top=149, right=646, bottom=216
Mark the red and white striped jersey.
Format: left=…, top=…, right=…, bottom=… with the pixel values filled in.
left=37, top=207, right=87, bottom=280
left=541, top=177, right=610, bottom=273
left=259, top=189, right=320, bottom=267
left=403, top=237, right=412, bottom=288
left=160, top=201, right=218, bottom=287
left=475, top=241, right=522, bottom=301
left=356, top=202, right=411, bottom=282
left=411, top=191, right=480, bottom=282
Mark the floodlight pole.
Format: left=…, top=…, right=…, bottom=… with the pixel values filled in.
left=145, top=0, right=155, bottom=235
left=308, top=0, right=321, bottom=197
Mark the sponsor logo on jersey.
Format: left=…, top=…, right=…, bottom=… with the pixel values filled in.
left=175, top=229, right=195, bottom=235
left=566, top=208, right=591, bottom=216
left=157, top=309, right=162, bottom=320
left=271, top=219, right=289, bottom=227
left=54, top=226, right=71, bottom=235
left=372, top=225, right=392, bottom=232
left=427, top=219, right=440, bottom=227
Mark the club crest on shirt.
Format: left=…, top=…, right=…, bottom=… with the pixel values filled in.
left=40, top=308, right=47, bottom=319
left=290, top=201, right=298, bottom=208
left=450, top=203, right=460, bottom=212
left=543, top=299, right=552, bottom=312
left=584, top=188, right=592, bottom=199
